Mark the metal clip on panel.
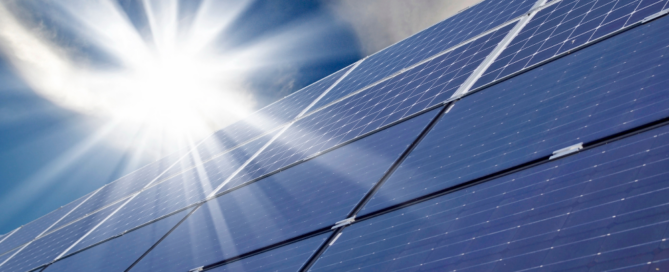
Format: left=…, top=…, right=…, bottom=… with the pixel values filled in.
left=188, top=266, right=204, bottom=272
left=549, top=143, right=583, bottom=160
left=331, top=216, right=356, bottom=229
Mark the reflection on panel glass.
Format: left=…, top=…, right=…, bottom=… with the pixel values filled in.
left=41, top=208, right=191, bottom=272
left=0, top=192, right=89, bottom=257
left=0, top=202, right=123, bottom=272
left=228, top=105, right=441, bottom=188
left=130, top=111, right=437, bottom=272
left=73, top=134, right=274, bottom=253
left=474, top=0, right=669, bottom=88
left=209, top=233, right=330, bottom=272
left=362, top=15, right=669, bottom=215
left=193, top=65, right=352, bottom=162
left=311, top=0, right=536, bottom=110
left=311, top=124, right=669, bottom=272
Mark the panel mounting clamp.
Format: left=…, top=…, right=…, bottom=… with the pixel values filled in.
left=549, top=142, right=583, bottom=160
left=188, top=266, right=204, bottom=272
left=332, top=216, right=356, bottom=229
left=643, top=8, right=669, bottom=23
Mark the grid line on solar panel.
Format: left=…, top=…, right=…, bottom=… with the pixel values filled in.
left=308, top=0, right=540, bottom=112
left=0, top=201, right=124, bottom=272
left=224, top=25, right=516, bottom=188
left=359, top=14, right=669, bottom=215
left=473, top=0, right=669, bottom=89
left=309, top=123, right=669, bottom=272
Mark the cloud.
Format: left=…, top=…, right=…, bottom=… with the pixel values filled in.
left=325, top=0, right=483, bottom=56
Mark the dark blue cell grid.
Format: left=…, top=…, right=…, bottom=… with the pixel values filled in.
left=209, top=233, right=330, bottom=272
left=129, top=110, right=437, bottom=272
left=41, top=208, right=191, bottom=272
left=193, top=65, right=352, bottom=162
left=49, top=150, right=186, bottom=231
left=311, top=124, right=669, bottom=272
left=310, top=0, right=537, bottom=111
left=0, top=201, right=123, bottom=272
left=474, top=0, right=669, bottom=88
left=226, top=107, right=441, bottom=190
left=361, top=14, right=669, bottom=215
left=0, top=191, right=90, bottom=257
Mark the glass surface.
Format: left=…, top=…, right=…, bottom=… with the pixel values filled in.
left=310, top=0, right=536, bottom=111
left=227, top=107, right=441, bottom=190
left=41, top=208, right=191, bottom=272
left=49, top=151, right=185, bottom=231
left=474, top=0, right=669, bottom=88
left=193, top=65, right=353, bottom=162
left=129, top=110, right=437, bottom=272
left=70, top=134, right=274, bottom=253
left=311, top=124, right=669, bottom=271
left=0, top=192, right=89, bottom=256
left=362, top=15, right=669, bottom=215
left=0, top=202, right=123, bottom=272
left=209, top=233, right=330, bottom=272
left=0, top=248, right=18, bottom=267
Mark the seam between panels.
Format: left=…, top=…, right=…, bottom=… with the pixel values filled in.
left=205, top=59, right=363, bottom=199
left=299, top=103, right=453, bottom=272
left=451, top=0, right=550, bottom=99
left=461, top=6, right=669, bottom=101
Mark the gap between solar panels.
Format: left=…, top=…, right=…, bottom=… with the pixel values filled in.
left=463, top=3, right=669, bottom=97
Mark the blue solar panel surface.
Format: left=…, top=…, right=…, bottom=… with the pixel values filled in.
left=209, top=233, right=330, bottom=272
left=310, top=124, right=669, bottom=272
left=41, top=208, right=191, bottom=272
left=129, top=111, right=435, bottom=272
left=361, top=15, right=669, bottom=215
left=48, top=151, right=185, bottom=231
left=0, top=193, right=89, bottom=257
left=310, top=0, right=537, bottom=112
left=194, top=65, right=352, bottom=162
left=226, top=108, right=441, bottom=190
left=0, top=201, right=123, bottom=272
left=474, top=0, right=669, bottom=88
left=0, top=248, right=18, bottom=267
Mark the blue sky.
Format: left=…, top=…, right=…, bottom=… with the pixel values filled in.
left=0, top=0, right=477, bottom=234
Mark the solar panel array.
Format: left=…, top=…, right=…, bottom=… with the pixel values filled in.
left=2, top=0, right=669, bottom=271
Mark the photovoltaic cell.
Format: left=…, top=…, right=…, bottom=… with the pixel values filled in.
left=129, top=112, right=435, bottom=272
left=41, top=208, right=191, bottom=272
left=309, top=0, right=537, bottom=112
left=49, top=151, right=185, bottom=231
left=193, top=65, right=353, bottom=162
left=310, top=124, right=669, bottom=272
left=70, top=134, right=274, bottom=253
left=474, top=0, right=669, bottom=88
left=361, top=14, right=669, bottom=215
left=226, top=108, right=441, bottom=190
left=208, top=233, right=330, bottom=272
left=0, top=191, right=90, bottom=256
left=0, top=201, right=123, bottom=272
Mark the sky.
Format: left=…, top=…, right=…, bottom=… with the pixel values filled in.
left=0, top=0, right=479, bottom=234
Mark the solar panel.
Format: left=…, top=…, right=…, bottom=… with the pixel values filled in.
left=208, top=233, right=330, bottom=272
left=310, top=123, right=669, bottom=271
left=473, top=0, right=669, bottom=89
left=40, top=208, right=192, bottom=272
left=48, top=151, right=186, bottom=231
left=0, top=248, right=18, bottom=268
left=0, top=201, right=124, bottom=272
left=70, top=133, right=274, bottom=253
left=360, top=14, right=669, bottom=215
left=192, top=64, right=354, bottom=163
left=129, top=110, right=436, bottom=272
left=308, top=0, right=537, bottom=112
left=0, top=191, right=91, bottom=257
left=225, top=107, right=441, bottom=191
